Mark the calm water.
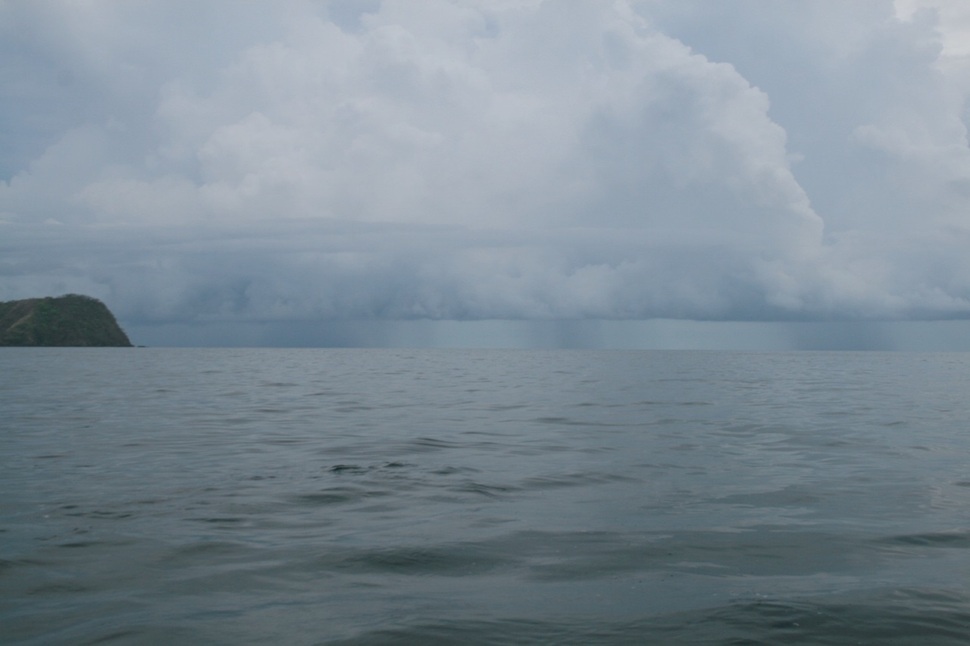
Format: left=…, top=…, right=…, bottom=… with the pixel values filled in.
left=2, top=348, right=970, bottom=644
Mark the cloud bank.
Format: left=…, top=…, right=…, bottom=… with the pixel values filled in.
left=3, top=0, right=970, bottom=339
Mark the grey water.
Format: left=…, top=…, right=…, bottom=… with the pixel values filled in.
left=2, top=348, right=969, bottom=644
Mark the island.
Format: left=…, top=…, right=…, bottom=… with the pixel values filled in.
left=0, top=294, right=133, bottom=347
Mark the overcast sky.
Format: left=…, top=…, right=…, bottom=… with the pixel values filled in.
left=3, top=0, right=970, bottom=348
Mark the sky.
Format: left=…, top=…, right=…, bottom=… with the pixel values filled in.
left=3, top=0, right=970, bottom=349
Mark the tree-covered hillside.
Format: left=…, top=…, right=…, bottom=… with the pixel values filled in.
left=0, top=295, right=132, bottom=347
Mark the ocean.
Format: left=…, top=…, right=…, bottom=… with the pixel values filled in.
left=2, top=348, right=969, bottom=644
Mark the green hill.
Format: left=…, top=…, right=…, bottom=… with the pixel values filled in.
left=0, top=294, right=133, bottom=347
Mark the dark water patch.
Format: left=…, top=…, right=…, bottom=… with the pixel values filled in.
left=519, top=472, right=637, bottom=490
left=62, top=509, right=134, bottom=520
left=328, top=618, right=594, bottom=646
left=431, top=465, right=479, bottom=476
left=330, top=464, right=367, bottom=474
left=334, top=404, right=375, bottom=413
left=291, top=487, right=389, bottom=506
left=506, top=441, right=573, bottom=455
left=83, top=628, right=146, bottom=644
left=402, top=437, right=467, bottom=452
left=486, top=403, right=530, bottom=411
left=451, top=480, right=518, bottom=498
left=877, top=530, right=970, bottom=549
left=260, top=436, right=313, bottom=451
left=533, top=416, right=567, bottom=424
left=134, top=498, right=168, bottom=506
left=330, top=589, right=970, bottom=645
left=532, top=415, right=631, bottom=428
left=188, top=516, right=248, bottom=525
left=666, top=588, right=970, bottom=645
left=434, top=529, right=881, bottom=582
left=213, top=416, right=255, bottom=426
left=330, top=462, right=414, bottom=475
left=321, top=543, right=508, bottom=576
left=714, top=486, right=822, bottom=508
left=157, top=540, right=249, bottom=565
left=0, top=557, right=49, bottom=576
left=57, top=540, right=104, bottom=549
left=24, top=581, right=93, bottom=596
left=2, top=613, right=191, bottom=646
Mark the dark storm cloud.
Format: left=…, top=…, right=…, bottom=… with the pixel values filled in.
left=3, top=0, right=970, bottom=344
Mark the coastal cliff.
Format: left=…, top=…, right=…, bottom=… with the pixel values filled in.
left=0, top=295, right=132, bottom=347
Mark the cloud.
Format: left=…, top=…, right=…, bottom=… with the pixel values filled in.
left=3, top=0, right=970, bottom=340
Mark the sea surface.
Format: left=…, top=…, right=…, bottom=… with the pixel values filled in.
left=2, top=348, right=970, bottom=644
